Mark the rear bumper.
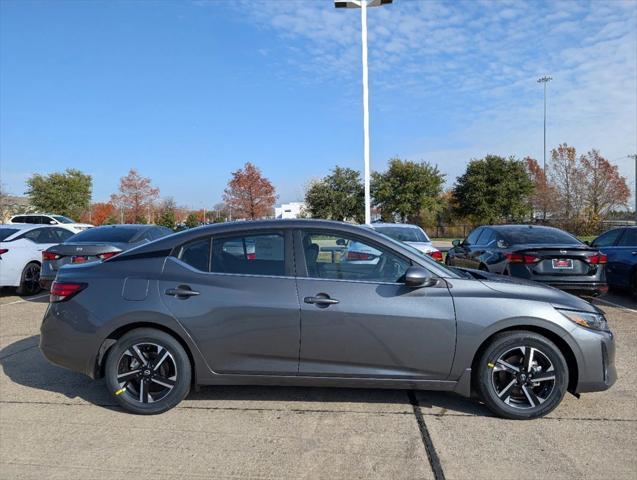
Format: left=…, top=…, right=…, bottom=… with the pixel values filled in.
left=545, top=281, right=608, bottom=297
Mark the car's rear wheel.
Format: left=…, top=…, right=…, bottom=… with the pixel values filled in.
left=476, top=331, right=568, bottom=420
left=631, top=270, right=637, bottom=298
left=16, top=262, right=41, bottom=296
left=105, top=328, right=191, bottom=414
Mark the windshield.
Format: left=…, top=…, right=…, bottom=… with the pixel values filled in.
left=372, top=230, right=460, bottom=278
left=500, top=226, right=581, bottom=245
left=374, top=226, right=430, bottom=243
left=0, top=228, right=19, bottom=241
left=66, top=227, right=140, bottom=243
left=52, top=215, right=75, bottom=224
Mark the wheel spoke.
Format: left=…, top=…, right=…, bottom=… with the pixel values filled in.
left=131, top=345, right=148, bottom=366
left=522, top=385, right=541, bottom=407
left=523, top=347, right=535, bottom=372
left=139, top=379, right=149, bottom=403
left=495, top=359, right=520, bottom=373
left=497, top=379, right=517, bottom=399
left=532, top=373, right=556, bottom=383
left=151, top=376, right=176, bottom=389
left=117, top=369, right=140, bottom=383
left=153, top=349, right=169, bottom=371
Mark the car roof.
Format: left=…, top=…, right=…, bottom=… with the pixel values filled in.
left=369, top=223, right=421, bottom=229
left=0, top=223, right=54, bottom=231
left=488, top=224, right=564, bottom=231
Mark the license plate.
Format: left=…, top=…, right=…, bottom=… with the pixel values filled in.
left=552, top=258, right=573, bottom=269
left=72, top=256, right=88, bottom=264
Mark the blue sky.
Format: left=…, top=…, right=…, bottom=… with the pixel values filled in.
left=1, top=0, right=636, bottom=209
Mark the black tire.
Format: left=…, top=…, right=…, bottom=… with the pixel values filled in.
left=105, top=328, right=191, bottom=415
left=475, top=331, right=568, bottom=420
left=16, top=262, right=41, bottom=296
left=478, top=263, right=489, bottom=272
left=631, top=270, right=637, bottom=299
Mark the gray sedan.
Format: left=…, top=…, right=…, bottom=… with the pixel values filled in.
left=40, top=220, right=616, bottom=419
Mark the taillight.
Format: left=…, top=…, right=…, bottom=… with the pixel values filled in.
left=0, top=248, right=8, bottom=256
left=50, top=282, right=87, bottom=302
left=586, top=253, right=607, bottom=265
left=97, top=251, right=118, bottom=261
left=346, top=251, right=376, bottom=261
left=428, top=250, right=443, bottom=262
left=42, top=251, right=61, bottom=261
left=246, top=252, right=256, bottom=261
left=505, top=253, right=540, bottom=264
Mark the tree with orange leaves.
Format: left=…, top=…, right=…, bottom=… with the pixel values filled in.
left=580, top=149, right=630, bottom=219
left=81, top=202, right=115, bottom=225
left=223, top=163, right=276, bottom=220
left=525, top=157, right=558, bottom=220
left=110, top=169, right=160, bottom=223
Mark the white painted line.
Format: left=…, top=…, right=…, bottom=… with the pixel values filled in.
left=594, top=298, right=637, bottom=314
left=0, top=293, right=48, bottom=307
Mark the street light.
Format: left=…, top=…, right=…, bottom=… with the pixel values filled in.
left=537, top=75, right=552, bottom=173
left=335, top=0, right=393, bottom=224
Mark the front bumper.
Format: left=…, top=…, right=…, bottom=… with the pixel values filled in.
left=569, top=326, right=617, bottom=393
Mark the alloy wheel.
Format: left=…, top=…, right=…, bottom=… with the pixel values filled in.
left=491, top=346, right=556, bottom=409
left=22, top=263, right=41, bottom=295
left=116, top=343, right=177, bottom=404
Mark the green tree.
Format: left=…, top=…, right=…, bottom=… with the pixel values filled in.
left=185, top=213, right=199, bottom=229
left=156, top=198, right=177, bottom=230
left=25, top=169, right=92, bottom=220
left=305, top=167, right=364, bottom=222
left=452, top=155, right=533, bottom=224
left=371, top=158, right=445, bottom=222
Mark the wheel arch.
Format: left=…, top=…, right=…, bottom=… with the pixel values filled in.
left=95, top=322, right=197, bottom=386
left=470, top=325, right=579, bottom=394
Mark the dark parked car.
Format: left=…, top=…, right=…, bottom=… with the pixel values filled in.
left=446, top=225, right=608, bottom=297
left=40, top=220, right=615, bottom=419
left=39, top=224, right=173, bottom=289
left=590, top=226, right=637, bottom=296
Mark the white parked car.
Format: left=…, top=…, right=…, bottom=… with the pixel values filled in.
left=8, top=213, right=92, bottom=233
left=367, top=223, right=442, bottom=262
left=0, top=224, right=75, bottom=295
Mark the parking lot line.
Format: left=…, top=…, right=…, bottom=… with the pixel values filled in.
left=595, top=298, right=637, bottom=314
left=0, top=294, right=48, bottom=307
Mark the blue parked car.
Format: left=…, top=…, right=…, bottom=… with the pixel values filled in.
left=590, top=226, right=637, bottom=296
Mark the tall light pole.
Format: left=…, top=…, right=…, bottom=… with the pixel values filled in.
left=537, top=75, right=552, bottom=173
left=335, top=0, right=393, bottom=224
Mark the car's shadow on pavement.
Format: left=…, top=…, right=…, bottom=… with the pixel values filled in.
left=1, top=335, right=491, bottom=417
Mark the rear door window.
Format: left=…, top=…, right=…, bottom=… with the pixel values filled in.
left=54, top=228, right=74, bottom=242
left=465, top=228, right=483, bottom=246
left=592, top=229, right=624, bottom=247
left=617, top=229, right=637, bottom=247
left=22, top=228, right=58, bottom=244
left=211, top=233, right=285, bottom=276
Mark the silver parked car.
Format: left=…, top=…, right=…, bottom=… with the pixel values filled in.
left=40, top=220, right=616, bottom=418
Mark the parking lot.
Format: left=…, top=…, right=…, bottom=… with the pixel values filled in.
left=0, top=290, right=635, bottom=480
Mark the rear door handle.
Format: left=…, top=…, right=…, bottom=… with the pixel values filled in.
left=165, top=287, right=200, bottom=298
left=304, top=295, right=339, bottom=306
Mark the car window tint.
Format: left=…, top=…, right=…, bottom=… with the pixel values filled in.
left=23, top=228, right=57, bottom=244
left=617, top=229, right=637, bottom=247
left=465, top=228, right=483, bottom=245
left=178, top=237, right=211, bottom=272
left=69, top=227, right=139, bottom=243
left=373, top=226, right=429, bottom=242
left=499, top=226, right=580, bottom=245
left=212, top=233, right=285, bottom=276
left=478, top=229, right=495, bottom=245
left=302, top=232, right=409, bottom=283
left=592, top=229, right=624, bottom=247
left=12, top=216, right=25, bottom=223
left=55, top=229, right=74, bottom=242
left=0, top=228, right=19, bottom=241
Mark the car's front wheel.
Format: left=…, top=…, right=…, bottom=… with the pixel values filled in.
left=476, top=331, right=568, bottom=420
left=105, top=328, right=191, bottom=414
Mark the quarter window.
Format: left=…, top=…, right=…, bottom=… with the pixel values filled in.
left=211, top=233, right=285, bottom=276
left=178, top=237, right=211, bottom=272
left=302, top=232, right=409, bottom=283
left=617, top=229, right=637, bottom=247
left=593, top=229, right=624, bottom=248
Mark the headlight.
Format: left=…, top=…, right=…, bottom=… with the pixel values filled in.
left=557, top=308, right=609, bottom=332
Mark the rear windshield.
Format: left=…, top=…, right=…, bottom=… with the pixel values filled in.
left=373, top=226, right=429, bottom=243
left=0, top=228, right=19, bottom=241
left=500, top=227, right=580, bottom=245
left=67, top=227, right=140, bottom=243
left=52, top=215, right=74, bottom=224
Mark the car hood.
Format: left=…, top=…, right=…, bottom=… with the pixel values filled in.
left=405, top=241, right=436, bottom=253
left=455, top=267, right=600, bottom=313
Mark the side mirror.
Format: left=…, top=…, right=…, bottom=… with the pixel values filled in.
left=452, top=239, right=461, bottom=247
left=584, top=240, right=591, bottom=246
left=336, top=238, right=347, bottom=246
left=404, top=266, right=438, bottom=288
left=49, top=220, right=56, bottom=225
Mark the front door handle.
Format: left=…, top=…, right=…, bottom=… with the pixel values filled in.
left=165, top=286, right=200, bottom=298
left=304, top=295, right=339, bottom=307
